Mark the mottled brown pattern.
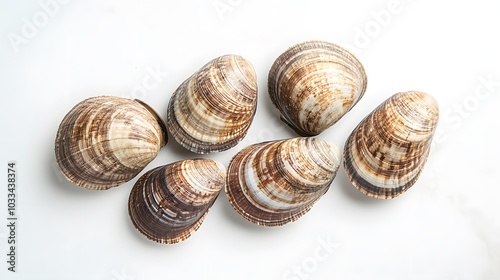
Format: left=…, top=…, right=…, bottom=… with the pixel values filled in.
left=54, top=96, right=166, bottom=190
left=225, top=137, right=340, bottom=226
left=343, top=91, right=439, bottom=199
left=128, top=159, right=225, bottom=244
left=166, top=54, right=257, bottom=154
left=268, top=41, right=367, bottom=136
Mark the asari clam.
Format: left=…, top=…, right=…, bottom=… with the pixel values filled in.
left=128, top=159, right=225, bottom=244
left=167, top=54, right=258, bottom=154
left=343, top=91, right=439, bottom=199
left=54, top=96, right=167, bottom=190
left=268, top=41, right=367, bottom=136
left=225, top=137, right=341, bottom=226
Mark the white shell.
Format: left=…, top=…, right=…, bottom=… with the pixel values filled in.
left=55, top=96, right=166, bottom=190
left=226, top=137, right=341, bottom=226
left=167, top=54, right=257, bottom=154
left=128, top=159, right=226, bottom=244
left=344, top=91, right=439, bottom=199
left=268, top=41, right=367, bottom=136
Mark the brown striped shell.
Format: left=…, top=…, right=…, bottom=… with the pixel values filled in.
left=54, top=96, right=167, bottom=190
left=128, top=159, right=225, bottom=244
left=343, top=91, right=439, bottom=199
left=268, top=41, right=367, bottom=136
left=167, top=54, right=258, bottom=154
left=226, top=137, right=341, bottom=226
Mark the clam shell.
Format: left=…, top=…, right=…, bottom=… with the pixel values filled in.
left=226, top=137, right=341, bottom=226
left=268, top=41, right=367, bottom=136
left=54, top=96, right=167, bottom=190
left=167, top=54, right=258, bottom=154
left=128, top=159, right=225, bottom=244
left=343, top=91, right=439, bottom=199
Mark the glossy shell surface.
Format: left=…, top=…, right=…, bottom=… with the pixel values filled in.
left=128, top=159, right=225, bottom=244
left=167, top=54, right=258, bottom=154
left=343, top=91, right=439, bottom=199
left=226, top=137, right=341, bottom=226
left=268, top=41, right=367, bottom=136
left=54, top=96, right=167, bottom=190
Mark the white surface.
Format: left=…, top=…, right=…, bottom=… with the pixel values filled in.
left=1, top=0, right=500, bottom=279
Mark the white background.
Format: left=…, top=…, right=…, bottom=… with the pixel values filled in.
left=1, top=0, right=499, bottom=279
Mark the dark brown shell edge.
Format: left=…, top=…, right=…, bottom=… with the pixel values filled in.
left=342, top=92, right=439, bottom=199
left=134, top=99, right=168, bottom=147
left=54, top=96, right=165, bottom=190
left=268, top=40, right=367, bottom=136
left=225, top=141, right=331, bottom=227
left=128, top=168, right=214, bottom=244
left=166, top=85, right=257, bottom=154
left=166, top=55, right=258, bottom=154
left=128, top=160, right=224, bottom=244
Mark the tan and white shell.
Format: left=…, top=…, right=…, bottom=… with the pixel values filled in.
left=268, top=41, right=367, bottom=136
left=128, top=159, right=225, bottom=244
left=167, top=54, right=258, bottom=154
left=343, top=91, right=439, bottom=199
left=225, top=137, right=341, bottom=226
left=54, top=96, right=167, bottom=190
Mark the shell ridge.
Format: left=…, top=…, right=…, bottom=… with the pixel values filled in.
left=343, top=91, right=439, bottom=198
left=226, top=138, right=340, bottom=226
left=128, top=159, right=224, bottom=244
left=166, top=55, right=257, bottom=154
